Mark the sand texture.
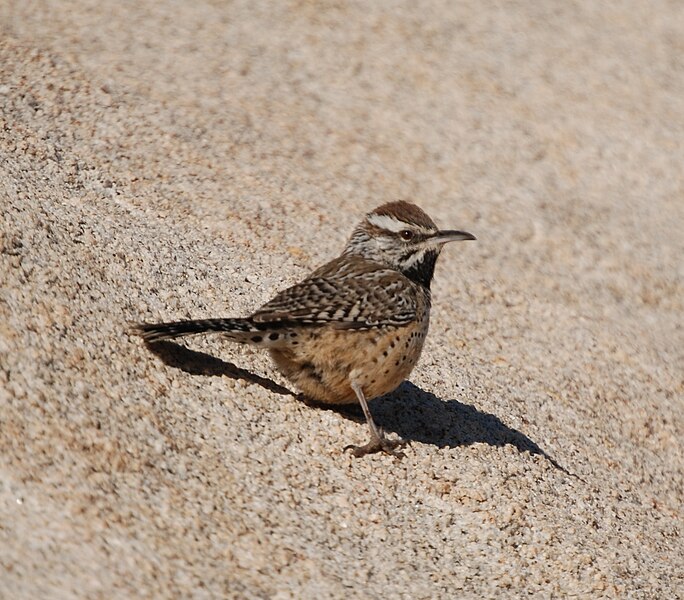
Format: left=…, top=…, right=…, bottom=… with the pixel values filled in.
left=1, top=1, right=683, bottom=598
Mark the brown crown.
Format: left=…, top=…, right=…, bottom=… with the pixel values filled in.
left=369, top=201, right=438, bottom=230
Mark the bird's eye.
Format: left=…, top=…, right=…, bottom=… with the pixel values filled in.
left=400, top=230, right=414, bottom=241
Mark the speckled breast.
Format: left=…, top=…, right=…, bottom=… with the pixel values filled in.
left=269, top=288, right=431, bottom=405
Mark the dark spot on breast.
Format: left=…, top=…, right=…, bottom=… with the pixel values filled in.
left=383, top=350, right=388, bottom=357
left=290, top=332, right=298, bottom=337
left=251, top=335, right=263, bottom=343
left=395, top=360, right=400, bottom=366
left=301, top=361, right=324, bottom=383
left=269, top=332, right=279, bottom=340
left=292, top=341, right=299, bottom=345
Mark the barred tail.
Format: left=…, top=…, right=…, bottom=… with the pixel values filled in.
left=130, top=317, right=258, bottom=343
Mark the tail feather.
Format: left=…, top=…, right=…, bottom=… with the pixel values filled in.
left=131, top=318, right=259, bottom=343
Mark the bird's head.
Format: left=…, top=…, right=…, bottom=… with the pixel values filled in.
left=343, top=201, right=476, bottom=288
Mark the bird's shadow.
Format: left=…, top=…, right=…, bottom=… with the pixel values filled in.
left=144, top=340, right=293, bottom=396
left=145, top=341, right=576, bottom=477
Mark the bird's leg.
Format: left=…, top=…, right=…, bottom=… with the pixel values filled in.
left=344, top=381, right=408, bottom=458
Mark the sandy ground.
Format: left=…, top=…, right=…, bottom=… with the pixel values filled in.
left=1, top=1, right=683, bottom=597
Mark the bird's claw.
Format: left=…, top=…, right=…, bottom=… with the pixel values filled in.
left=344, top=435, right=409, bottom=459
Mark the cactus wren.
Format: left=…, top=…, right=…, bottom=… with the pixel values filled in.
left=132, top=201, right=475, bottom=457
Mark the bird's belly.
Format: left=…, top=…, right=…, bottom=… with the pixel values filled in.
left=269, top=321, right=428, bottom=405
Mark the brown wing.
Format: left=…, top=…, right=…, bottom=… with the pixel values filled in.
left=251, top=256, right=418, bottom=329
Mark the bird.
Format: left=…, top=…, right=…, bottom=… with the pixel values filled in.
left=132, top=201, right=475, bottom=457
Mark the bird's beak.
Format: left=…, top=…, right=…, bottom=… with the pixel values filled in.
left=430, top=229, right=477, bottom=244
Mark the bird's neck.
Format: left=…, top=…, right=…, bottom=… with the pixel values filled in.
left=400, top=249, right=438, bottom=289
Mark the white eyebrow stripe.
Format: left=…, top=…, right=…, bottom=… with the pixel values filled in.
left=366, top=214, right=408, bottom=232
left=367, top=214, right=432, bottom=233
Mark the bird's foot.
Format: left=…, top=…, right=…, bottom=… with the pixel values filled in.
left=344, top=432, right=409, bottom=459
